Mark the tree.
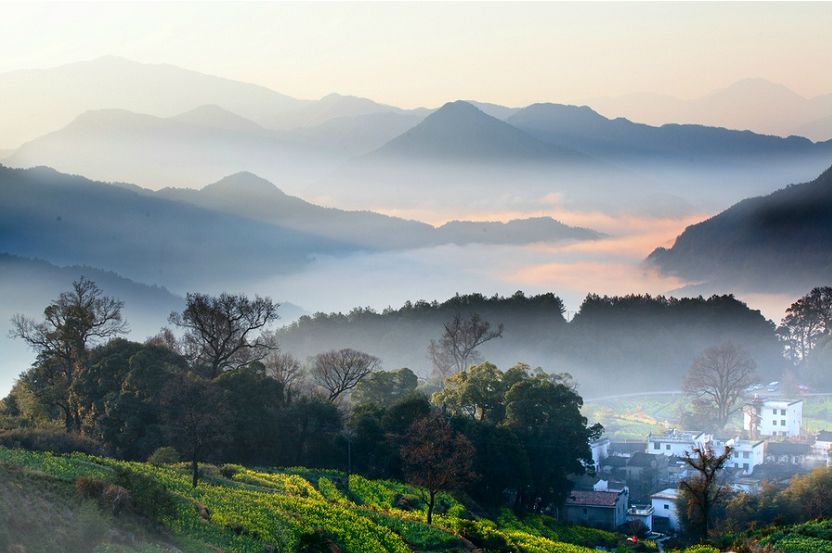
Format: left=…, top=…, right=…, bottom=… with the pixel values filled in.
left=683, top=343, right=756, bottom=429
left=778, top=287, right=832, bottom=377
left=433, top=362, right=507, bottom=423
left=428, top=313, right=503, bottom=379
left=504, top=374, right=602, bottom=511
left=262, top=349, right=303, bottom=396
left=352, top=368, right=418, bottom=407
left=161, top=373, right=228, bottom=487
left=169, top=292, right=279, bottom=378
left=10, top=277, right=127, bottom=432
left=311, top=348, right=379, bottom=402
left=400, top=413, right=476, bottom=525
left=780, top=466, right=832, bottom=521
left=679, top=446, right=733, bottom=542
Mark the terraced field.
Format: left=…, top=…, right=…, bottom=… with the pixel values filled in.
left=0, top=447, right=620, bottom=553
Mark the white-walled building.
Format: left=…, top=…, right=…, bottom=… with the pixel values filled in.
left=711, top=437, right=766, bottom=475
left=590, top=437, right=611, bottom=472
left=646, top=430, right=707, bottom=457
left=627, top=505, right=654, bottom=532
left=744, top=399, right=803, bottom=438
left=814, top=431, right=832, bottom=456
left=651, top=488, right=680, bottom=532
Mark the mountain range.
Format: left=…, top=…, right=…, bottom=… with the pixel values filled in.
left=0, top=165, right=351, bottom=290
left=647, top=163, right=832, bottom=293
left=152, top=172, right=602, bottom=249
left=590, top=78, right=832, bottom=142
left=4, top=59, right=830, bottom=217
left=0, top=164, right=599, bottom=287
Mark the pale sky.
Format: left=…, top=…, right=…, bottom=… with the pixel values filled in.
left=1, top=1, right=831, bottom=108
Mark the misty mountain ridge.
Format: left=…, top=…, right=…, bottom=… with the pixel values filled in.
left=0, top=55, right=309, bottom=149
left=366, top=100, right=588, bottom=162
left=0, top=164, right=353, bottom=290
left=156, top=171, right=601, bottom=249
left=4, top=107, right=335, bottom=189
left=592, top=77, right=832, bottom=141
left=508, top=101, right=831, bottom=161
left=647, top=163, right=832, bottom=293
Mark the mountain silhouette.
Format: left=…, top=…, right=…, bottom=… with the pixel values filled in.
left=647, top=164, right=832, bottom=293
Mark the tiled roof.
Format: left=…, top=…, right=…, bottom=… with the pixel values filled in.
left=767, top=442, right=810, bottom=455
left=565, top=490, right=622, bottom=507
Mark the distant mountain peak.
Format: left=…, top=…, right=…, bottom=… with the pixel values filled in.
left=365, top=99, right=586, bottom=162
left=202, top=171, right=286, bottom=197
left=172, top=104, right=264, bottom=132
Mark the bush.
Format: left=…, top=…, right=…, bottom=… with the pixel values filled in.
left=74, top=476, right=131, bottom=516
left=113, top=466, right=177, bottom=521
left=454, top=519, right=517, bottom=551
left=75, top=475, right=107, bottom=499
left=297, top=529, right=341, bottom=553
left=0, top=427, right=103, bottom=455
left=682, top=546, right=720, bottom=553
left=147, top=446, right=180, bottom=466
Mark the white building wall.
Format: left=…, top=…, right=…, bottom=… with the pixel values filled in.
left=756, top=401, right=802, bottom=437
left=651, top=493, right=679, bottom=531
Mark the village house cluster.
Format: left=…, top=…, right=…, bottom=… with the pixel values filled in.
left=560, top=397, right=832, bottom=535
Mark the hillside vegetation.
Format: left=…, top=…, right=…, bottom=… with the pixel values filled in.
left=0, top=447, right=619, bottom=553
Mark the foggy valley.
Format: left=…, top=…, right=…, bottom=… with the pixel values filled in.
left=2, top=3, right=832, bottom=553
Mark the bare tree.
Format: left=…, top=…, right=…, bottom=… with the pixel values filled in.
left=428, top=313, right=503, bottom=379
left=679, top=445, right=733, bottom=542
left=400, top=413, right=476, bottom=525
left=684, top=343, right=756, bottom=429
left=169, top=292, right=279, bottom=378
left=263, top=350, right=303, bottom=395
left=10, top=277, right=127, bottom=432
left=145, top=327, right=182, bottom=354
left=311, top=348, right=379, bottom=402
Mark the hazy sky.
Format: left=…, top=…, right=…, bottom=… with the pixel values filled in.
left=2, top=2, right=831, bottom=108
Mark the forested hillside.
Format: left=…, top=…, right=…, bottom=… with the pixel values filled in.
left=277, top=292, right=783, bottom=393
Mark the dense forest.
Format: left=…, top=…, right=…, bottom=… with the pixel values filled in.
left=277, top=291, right=784, bottom=394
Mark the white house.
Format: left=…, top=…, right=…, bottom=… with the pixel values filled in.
left=646, top=429, right=707, bottom=457
left=590, top=437, right=611, bottom=472
left=711, top=437, right=765, bottom=475
left=744, top=399, right=803, bottom=438
left=814, top=430, right=832, bottom=456
left=626, top=505, right=654, bottom=532
left=651, top=488, right=680, bottom=532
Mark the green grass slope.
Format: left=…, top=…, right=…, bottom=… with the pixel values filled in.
left=0, top=447, right=617, bottom=553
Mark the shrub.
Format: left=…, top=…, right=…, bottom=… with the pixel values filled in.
left=683, top=546, right=720, bottom=553
left=112, top=466, right=177, bottom=521
left=75, top=475, right=107, bottom=499
left=454, top=519, right=517, bottom=551
left=0, top=427, right=103, bottom=455
left=297, top=529, right=342, bottom=553
left=147, top=446, right=180, bottom=466
left=220, top=463, right=242, bottom=479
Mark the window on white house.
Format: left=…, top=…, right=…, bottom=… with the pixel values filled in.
left=743, top=452, right=749, bottom=459
left=664, top=504, right=669, bottom=510
left=781, top=409, right=786, bottom=415
left=654, top=442, right=660, bottom=450
left=666, top=444, right=670, bottom=450
left=743, top=463, right=749, bottom=471
left=781, top=420, right=786, bottom=426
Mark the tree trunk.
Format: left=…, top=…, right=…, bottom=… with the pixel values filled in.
left=427, top=490, right=436, bottom=525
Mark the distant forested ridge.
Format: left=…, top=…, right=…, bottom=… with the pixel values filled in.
left=276, top=292, right=782, bottom=394
left=648, top=163, right=832, bottom=293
